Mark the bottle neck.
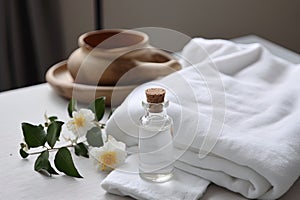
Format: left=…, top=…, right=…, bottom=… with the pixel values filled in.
left=142, top=100, right=169, bottom=117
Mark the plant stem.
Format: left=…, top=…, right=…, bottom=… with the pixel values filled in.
left=28, top=143, right=75, bottom=156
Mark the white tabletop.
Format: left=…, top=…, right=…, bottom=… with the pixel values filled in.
left=0, top=35, right=299, bottom=199
left=0, top=84, right=112, bottom=200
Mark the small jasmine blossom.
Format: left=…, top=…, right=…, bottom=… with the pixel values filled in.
left=90, top=135, right=127, bottom=171
left=66, top=108, right=95, bottom=138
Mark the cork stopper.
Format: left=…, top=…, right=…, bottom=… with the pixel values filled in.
left=145, top=88, right=166, bottom=103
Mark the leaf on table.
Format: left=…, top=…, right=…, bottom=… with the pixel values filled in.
left=68, top=98, right=77, bottom=118
left=54, top=147, right=83, bottom=178
left=74, top=142, right=89, bottom=158
left=22, top=123, right=46, bottom=148
left=19, top=148, right=29, bottom=158
left=46, top=121, right=64, bottom=148
left=88, top=97, right=106, bottom=121
left=86, top=127, right=103, bottom=147
left=34, top=151, right=58, bottom=176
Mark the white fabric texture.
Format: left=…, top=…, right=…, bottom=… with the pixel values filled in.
left=101, top=154, right=210, bottom=200
left=105, top=38, right=300, bottom=199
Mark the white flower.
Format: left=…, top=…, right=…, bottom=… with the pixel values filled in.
left=90, top=135, right=127, bottom=171
left=66, top=108, right=95, bottom=138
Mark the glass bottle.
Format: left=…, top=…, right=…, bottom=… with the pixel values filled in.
left=139, top=88, right=174, bottom=182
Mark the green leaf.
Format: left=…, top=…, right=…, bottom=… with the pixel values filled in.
left=34, top=151, right=58, bottom=176
left=54, top=147, right=83, bottom=178
left=46, top=121, right=64, bottom=148
left=86, top=127, right=103, bottom=147
left=74, top=143, right=89, bottom=158
left=22, top=123, right=46, bottom=148
left=19, top=148, right=29, bottom=158
left=44, top=115, right=58, bottom=127
left=68, top=98, right=77, bottom=118
left=48, top=116, right=58, bottom=122
left=88, top=97, right=106, bottom=121
left=107, top=108, right=116, bottom=120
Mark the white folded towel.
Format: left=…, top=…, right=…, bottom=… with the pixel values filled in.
left=101, top=154, right=210, bottom=200
left=105, top=38, right=300, bottom=199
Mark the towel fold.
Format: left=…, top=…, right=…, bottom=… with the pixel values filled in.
left=101, top=154, right=210, bottom=200
left=105, top=38, right=300, bottom=199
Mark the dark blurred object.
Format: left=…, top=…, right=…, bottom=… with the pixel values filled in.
left=94, top=0, right=103, bottom=30
left=0, top=0, right=65, bottom=91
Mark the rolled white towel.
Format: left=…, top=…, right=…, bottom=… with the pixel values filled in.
left=106, top=38, right=300, bottom=199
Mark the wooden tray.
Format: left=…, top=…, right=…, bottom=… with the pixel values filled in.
left=45, top=60, right=137, bottom=106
